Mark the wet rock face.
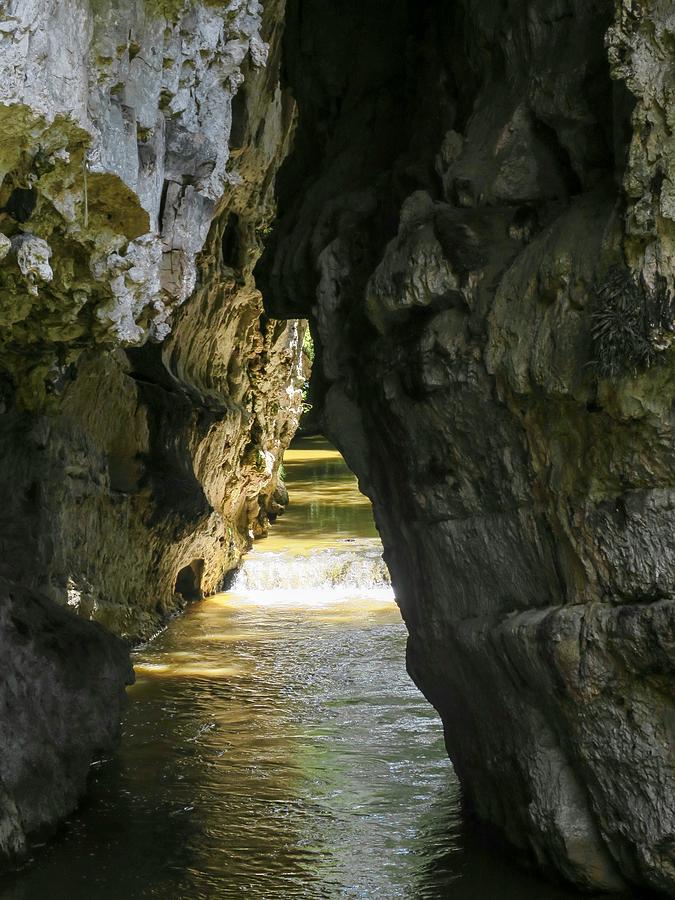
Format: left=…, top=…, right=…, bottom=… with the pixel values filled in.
left=0, top=585, right=133, bottom=863
left=261, top=0, right=674, bottom=894
left=0, top=0, right=303, bottom=861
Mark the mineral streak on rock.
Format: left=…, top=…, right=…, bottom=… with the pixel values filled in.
left=259, top=0, right=674, bottom=894
left=0, top=0, right=303, bottom=862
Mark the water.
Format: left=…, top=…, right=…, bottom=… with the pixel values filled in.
left=1, top=437, right=585, bottom=899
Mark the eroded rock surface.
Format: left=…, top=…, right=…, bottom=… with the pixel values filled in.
left=1, top=0, right=673, bottom=892
left=0, top=585, right=132, bottom=863
left=0, top=0, right=303, bottom=861
left=261, top=0, right=674, bottom=893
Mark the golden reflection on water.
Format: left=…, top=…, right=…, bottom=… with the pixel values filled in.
left=260, top=435, right=377, bottom=555
left=133, top=663, right=244, bottom=679
left=1, top=437, right=584, bottom=900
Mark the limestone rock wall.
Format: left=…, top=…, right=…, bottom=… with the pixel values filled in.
left=1, top=0, right=673, bottom=891
left=0, top=0, right=303, bottom=862
left=0, top=0, right=268, bottom=366
left=260, top=0, right=674, bottom=893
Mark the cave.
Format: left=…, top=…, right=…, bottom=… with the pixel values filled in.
left=0, top=0, right=672, bottom=896
left=174, top=558, right=205, bottom=602
left=221, top=211, right=243, bottom=271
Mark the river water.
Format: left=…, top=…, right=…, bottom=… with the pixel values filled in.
left=2, top=437, right=584, bottom=899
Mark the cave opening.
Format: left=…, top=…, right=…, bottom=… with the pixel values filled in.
left=221, top=212, right=243, bottom=270
left=174, top=559, right=205, bottom=602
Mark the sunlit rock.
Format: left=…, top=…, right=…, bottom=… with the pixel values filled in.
left=0, top=0, right=303, bottom=867
left=12, top=233, right=52, bottom=295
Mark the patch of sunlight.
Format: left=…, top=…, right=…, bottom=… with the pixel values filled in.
left=183, top=631, right=262, bottom=643
left=282, top=447, right=342, bottom=464
left=133, top=662, right=243, bottom=679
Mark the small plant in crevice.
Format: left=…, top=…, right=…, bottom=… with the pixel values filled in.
left=590, top=267, right=673, bottom=378
left=300, top=326, right=315, bottom=416
left=302, top=327, right=315, bottom=363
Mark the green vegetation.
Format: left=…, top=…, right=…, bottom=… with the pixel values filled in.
left=301, top=325, right=314, bottom=415
left=302, top=326, right=315, bottom=363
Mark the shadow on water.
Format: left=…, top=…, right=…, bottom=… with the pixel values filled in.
left=412, top=792, right=593, bottom=900
left=0, top=437, right=625, bottom=899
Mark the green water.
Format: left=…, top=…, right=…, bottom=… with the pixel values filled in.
left=1, top=437, right=585, bottom=899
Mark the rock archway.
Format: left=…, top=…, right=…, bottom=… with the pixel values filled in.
left=0, top=0, right=672, bottom=894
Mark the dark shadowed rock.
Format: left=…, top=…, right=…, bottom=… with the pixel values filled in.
left=1, top=188, right=37, bottom=223
left=259, top=0, right=675, bottom=894
left=0, top=582, right=133, bottom=864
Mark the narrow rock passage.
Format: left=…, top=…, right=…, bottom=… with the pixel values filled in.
left=0, top=440, right=600, bottom=899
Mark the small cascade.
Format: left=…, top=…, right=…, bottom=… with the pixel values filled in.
left=231, top=543, right=393, bottom=602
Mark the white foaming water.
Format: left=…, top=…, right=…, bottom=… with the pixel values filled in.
left=230, top=543, right=393, bottom=605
